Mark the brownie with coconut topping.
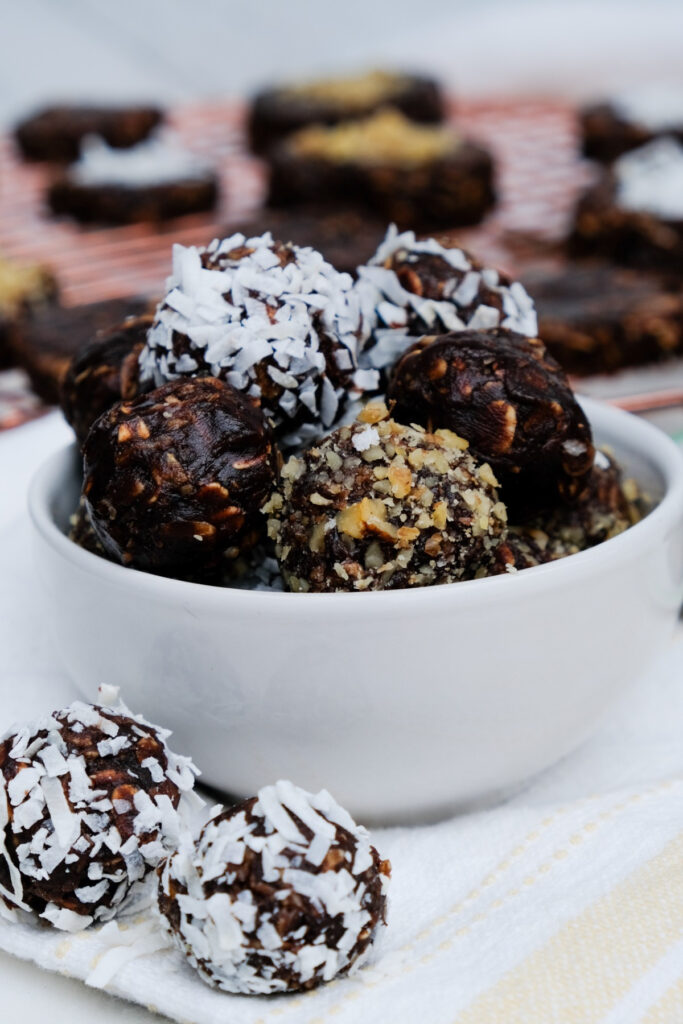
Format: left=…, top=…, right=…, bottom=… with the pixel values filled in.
left=580, top=87, right=683, bottom=163
left=158, top=779, right=390, bottom=994
left=266, top=402, right=507, bottom=593
left=48, top=136, right=218, bottom=225
left=14, top=104, right=163, bottom=163
left=0, top=687, right=198, bottom=931
left=248, top=69, right=444, bottom=154
left=355, top=226, right=537, bottom=377
left=139, top=232, right=378, bottom=448
left=267, top=108, right=495, bottom=231
left=387, top=329, right=595, bottom=511
left=83, top=377, right=277, bottom=581
left=570, top=138, right=683, bottom=274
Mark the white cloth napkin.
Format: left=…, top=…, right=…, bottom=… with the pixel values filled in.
left=2, top=413, right=683, bottom=1024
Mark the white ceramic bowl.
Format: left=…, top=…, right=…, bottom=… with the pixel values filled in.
left=28, top=399, right=683, bottom=823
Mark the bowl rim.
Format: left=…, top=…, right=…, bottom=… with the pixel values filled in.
left=28, top=397, right=683, bottom=614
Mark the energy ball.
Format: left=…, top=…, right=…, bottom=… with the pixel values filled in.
left=0, top=686, right=198, bottom=931
left=83, top=377, right=277, bottom=580
left=266, top=402, right=507, bottom=592
left=387, top=328, right=595, bottom=508
left=513, top=450, right=646, bottom=560
left=138, top=232, right=377, bottom=448
left=61, top=314, right=153, bottom=448
left=355, top=226, right=537, bottom=374
left=157, top=779, right=390, bottom=995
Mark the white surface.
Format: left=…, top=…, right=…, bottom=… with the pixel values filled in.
left=4, top=415, right=683, bottom=1021
left=27, top=401, right=683, bottom=822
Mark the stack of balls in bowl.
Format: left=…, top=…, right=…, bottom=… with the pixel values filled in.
left=0, top=687, right=390, bottom=994
left=62, top=225, right=647, bottom=593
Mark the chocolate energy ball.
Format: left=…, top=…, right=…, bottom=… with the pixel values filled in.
left=523, top=264, right=683, bottom=376
left=267, top=108, right=495, bottom=231
left=14, top=104, right=163, bottom=162
left=513, top=449, right=646, bottom=559
left=61, top=314, right=153, bottom=448
left=570, top=138, right=683, bottom=275
left=248, top=69, right=444, bottom=153
left=580, top=87, right=683, bottom=163
left=0, top=686, right=198, bottom=931
left=48, top=136, right=218, bottom=225
left=492, top=451, right=646, bottom=573
left=83, top=377, right=277, bottom=580
left=68, top=495, right=107, bottom=558
left=157, top=779, right=390, bottom=994
left=387, top=329, right=595, bottom=508
left=266, top=402, right=507, bottom=593
left=355, top=227, right=537, bottom=374
left=139, top=232, right=377, bottom=448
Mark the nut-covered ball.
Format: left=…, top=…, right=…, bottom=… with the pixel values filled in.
left=266, top=402, right=507, bottom=592
left=0, top=686, right=198, bottom=931
left=157, top=779, right=390, bottom=995
left=61, top=314, right=153, bottom=448
left=388, top=328, right=595, bottom=508
left=83, top=377, right=277, bottom=580
left=139, top=232, right=378, bottom=448
left=512, top=450, right=646, bottom=560
left=355, top=226, right=537, bottom=375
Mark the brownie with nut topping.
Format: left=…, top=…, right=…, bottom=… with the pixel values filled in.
left=248, top=70, right=444, bottom=154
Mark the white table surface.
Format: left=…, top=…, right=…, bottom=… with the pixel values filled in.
left=1, top=1, right=683, bottom=1018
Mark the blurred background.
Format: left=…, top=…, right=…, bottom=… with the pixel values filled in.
left=2, top=0, right=683, bottom=121
left=2, top=0, right=683, bottom=438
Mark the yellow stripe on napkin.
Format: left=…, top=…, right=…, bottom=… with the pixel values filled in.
left=454, top=831, right=683, bottom=1024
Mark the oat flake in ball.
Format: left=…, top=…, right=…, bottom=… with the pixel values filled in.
left=0, top=686, right=199, bottom=931
left=355, top=225, right=538, bottom=374
left=388, top=328, right=595, bottom=508
left=139, top=232, right=378, bottom=447
left=83, top=376, right=277, bottom=580
left=266, top=402, right=507, bottom=592
left=157, top=779, right=390, bottom=995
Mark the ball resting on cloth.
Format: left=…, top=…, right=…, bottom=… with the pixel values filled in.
left=0, top=686, right=200, bottom=932
left=157, top=779, right=390, bottom=995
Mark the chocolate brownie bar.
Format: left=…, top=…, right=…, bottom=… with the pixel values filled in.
left=47, top=136, right=218, bottom=225
left=581, top=87, right=683, bottom=163
left=524, top=263, right=683, bottom=375
left=15, top=104, right=163, bottom=162
left=570, top=138, right=683, bottom=274
left=267, top=108, right=495, bottom=231
left=226, top=206, right=387, bottom=275
left=8, top=295, right=151, bottom=403
left=248, top=70, right=444, bottom=154
left=0, top=257, right=59, bottom=369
